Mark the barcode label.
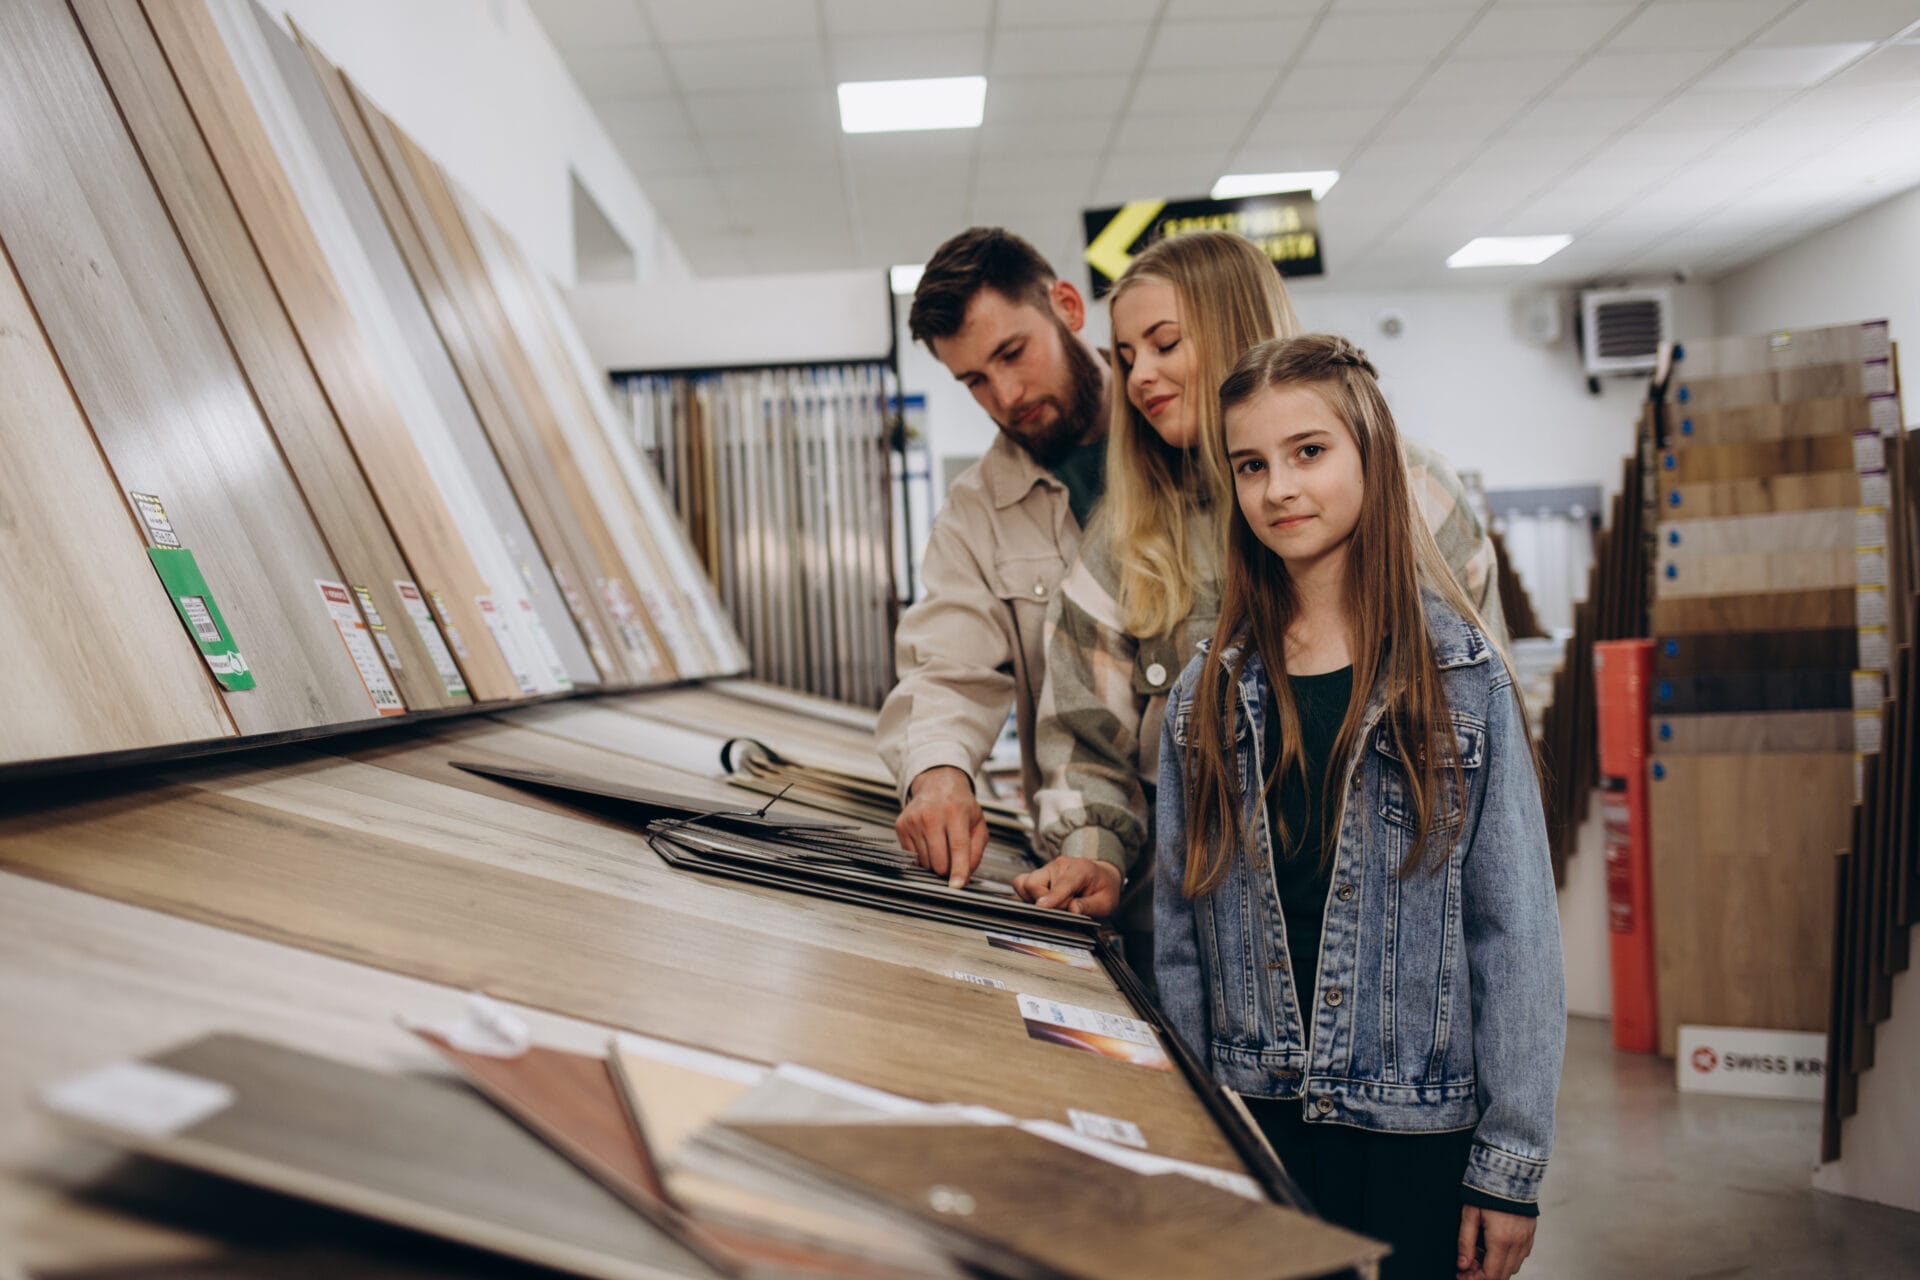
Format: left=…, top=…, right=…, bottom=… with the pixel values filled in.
left=394, top=582, right=467, bottom=697
left=353, top=586, right=402, bottom=671
left=1853, top=432, right=1886, bottom=473
left=179, top=595, right=223, bottom=644
left=316, top=581, right=404, bottom=716
left=130, top=492, right=182, bottom=548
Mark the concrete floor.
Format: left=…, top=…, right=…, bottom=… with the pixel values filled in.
left=1532, top=1016, right=1920, bottom=1278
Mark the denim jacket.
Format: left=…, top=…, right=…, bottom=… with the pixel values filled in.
left=1153, top=592, right=1565, bottom=1205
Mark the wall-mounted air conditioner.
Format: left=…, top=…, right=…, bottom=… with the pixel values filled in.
left=1580, top=288, right=1669, bottom=376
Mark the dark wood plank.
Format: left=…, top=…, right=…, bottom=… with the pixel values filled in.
left=1654, top=629, right=1857, bottom=677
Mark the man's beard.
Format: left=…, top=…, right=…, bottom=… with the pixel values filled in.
left=999, top=321, right=1106, bottom=467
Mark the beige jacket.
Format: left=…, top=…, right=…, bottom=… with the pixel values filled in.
left=877, top=431, right=1076, bottom=811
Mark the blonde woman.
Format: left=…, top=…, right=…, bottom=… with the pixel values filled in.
left=1014, top=231, right=1503, bottom=967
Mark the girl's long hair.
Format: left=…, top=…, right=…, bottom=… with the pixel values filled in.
left=1181, top=335, right=1501, bottom=898
left=1100, top=231, right=1300, bottom=639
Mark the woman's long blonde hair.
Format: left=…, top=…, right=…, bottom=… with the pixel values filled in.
left=1181, top=336, right=1503, bottom=897
left=1102, top=231, right=1300, bottom=638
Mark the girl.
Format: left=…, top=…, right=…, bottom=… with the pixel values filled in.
left=1156, top=335, right=1563, bottom=1280
left=1016, top=232, right=1503, bottom=952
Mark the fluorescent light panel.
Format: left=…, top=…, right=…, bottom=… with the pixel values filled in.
left=1447, top=235, right=1573, bottom=268
left=838, top=76, right=986, bottom=134
left=1211, top=170, right=1340, bottom=201
left=890, top=264, right=925, bottom=294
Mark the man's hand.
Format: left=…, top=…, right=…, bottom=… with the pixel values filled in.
left=1012, top=856, right=1122, bottom=917
left=1457, top=1204, right=1536, bottom=1280
left=896, top=766, right=988, bottom=889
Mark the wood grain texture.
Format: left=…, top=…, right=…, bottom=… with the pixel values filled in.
left=0, top=249, right=234, bottom=765
left=1651, top=711, right=1856, bottom=756
left=1658, top=470, right=1861, bottom=519
left=293, top=37, right=637, bottom=689
left=1648, top=669, right=1852, bottom=716
left=139, top=0, right=518, bottom=701
left=42, top=1033, right=722, bottom=1279
left=0, top=0, right=380, bottom=735
left=1650, top=587, right=1853, bottom=636
left=1658, top=434, right=1858, bottom=483
left=1647, top=752, right=1850, bottom=1054
left=184, top=0, right=571, bottom=695
left=1654, top=629, right=1858, bottom=677
left=1672, top=397, right=1874, bottom=447
left=72, top=0, right=463, bottom=713
left=1656, top=509, right=1859, bottom=558
left=1653, top=548, right=1855, bottom=599
left=0, top=756, right=1238, bottom=1169
left=729, top=1122, right=1385, bottom=1280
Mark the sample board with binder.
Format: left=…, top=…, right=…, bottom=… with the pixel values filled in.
left=1648, top=320, right=1911, bottom=1056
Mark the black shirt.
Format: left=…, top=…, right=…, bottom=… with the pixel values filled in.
left=1261, top=666, right=1353, bottom=1010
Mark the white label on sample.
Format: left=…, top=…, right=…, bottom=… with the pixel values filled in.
left=1853, top=669, right=1887, bottom=710
left=129, top=492, right=183, bottom=548
left=1859, top=626, right=1890, bottom=672
left=1676, top=1026, right=1826, bottom=1100
left=1853, top=432, right=1886, bottom=473
left=948, top=970, right=1009, bottom=990
left=394, top=582, right=467, bottom=696
left=477, top=595, right=537, bottom=693
left=1855, top=709, right=1883, bottom=756
left=1859, top=320, right=1891, bottom=362
left=1017, top=995, right=1160, bottom=1048
left=1856, top=547, right=1888, bottom=587
left=353, top=586, right=402, bottom=670
left=179, top=595, right=224, bottom=645
left=1857, top=585, right=1889, bottom=628
left=42, top=1061, right=235, bottom=1137
left=1860, top=471, right=1890, bottom=507
left=1068, top=1108, right=1147, bottom=1149
left=517, top=597, right=572, bottom=689
left=1863, top=360, right=1894, bottom=395
left=1869, top=394, right=1899, bottom=435
left=1855, top=507, right=1888, bottom=548
left=316, top=581, right=404, bottom=715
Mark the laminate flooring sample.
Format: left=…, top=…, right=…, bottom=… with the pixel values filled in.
left=1674, top=397, right=1878, bottom=447
left=0, top=0, right=379, bottom=736
left=1659, top=470, right=1863, bottom=519
left=1655, top=548, right=1855, bottom=598
left=140, top=0, right=515, bottom=702
left=0, top=253, right=232, bottom=766
left=39, top=1033, right=723, bottom=1280
left=1651, top=587, right=1854, bottom=636
left=1654, top=629, right=1858, bottom=677
left=1659, top=434, right=1858, bottom=483
left=71, top=0, right=461, bottom=713
left=727, top=1122, right=1386, bottom=1280
left=194, top=0, right=576, bottom=695
left=1652, top=711, right=1857, bottom=756
left=1657, top=509, right=1860, bottom=557
left=298, top=41, right=636, bottom=689
left=1647, top=752, right=1850, bottom=1054
left=1649, top=669, right=1852, bottom=715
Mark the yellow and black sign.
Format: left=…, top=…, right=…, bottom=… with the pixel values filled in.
left=1082, top=190, right=1323, bottom=296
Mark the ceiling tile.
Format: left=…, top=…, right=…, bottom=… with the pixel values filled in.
left=1823, top=41, right=1920, bottom=87
left=667, top=40, right=830, bottom=92
left=1344, top=132, right=1487, bottom=177
left=683, top=89, right=839, bottom=134
left=1412, top=54, right=1578, bottom=102
left=1638, top=88, right=1794, bottom=130
left=972, top=153, right=1103, bottom=195
left=989, top=25, right=1153, bottom=75
left=530, top=0, right=651, bottom=48
left=822, top=0, right=991, bottom=34
left=593, top=94, right=692, bottom=140
left=633, top=171, right=727, bottom=218
left=1146, top=18, right=1315, bottom=69
left=997, top=0, right=1162, bottom=25
left=1111, top=109, right=1253, bottom=151
left=1590, top=127, right=1740, bottom=169
left=1454, top=5, right=1636, bottom=57
left=1605, top=0, right=1798, bottom=52
left=1767, top=80, right=1920, bottom=129
left=977, top=113, right=1115, bottom=156
left=1754, top=0, right=1920, bottom=45
left=1273, top=60, right=1430, bottom=106
left=984, top=74, right=1134, bottom=121
left=1245, top=102, right=1393, bottom=146
left=561, top=42, right=674, bottom=98
left=1504, top=92, right=1657, bottom=135
left=1228, top=136, right=1356, bottom=173
left=1554, top=48, right=1721, bottom=97
left=614, top=130, right=709, bottom=176
left=643, top=0, right=818, bottom=44
left=698, top=129, right=841, bottom=169
left=714, top=168, right=847, bottom=208
left=1165, top=0, right=1325, bottom=15
left=828, top=30, right=988, bottom=80
left=1694, top=42, right=1876, bottom=90
left=1129, top=67, right=1279, bottom=114
left=1093, top=151, right=1224, bottom=203
left=1374, top=96, right=1528, bottom=139
left=1301, top=9, right=1481, bottom=61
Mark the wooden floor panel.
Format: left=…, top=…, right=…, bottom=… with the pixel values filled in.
left=1659, top=470, right=1862, bottom=520
left=1656, top=509, right=1860, bottom=558
left=1650, top=587, right=1854, bottom=635
left=1652, top=711, right=1856, bottom=756
left=1654, top=548, right=1854, bottom=599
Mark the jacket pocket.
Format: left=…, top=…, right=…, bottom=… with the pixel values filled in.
left=1373, top=713, right=1486, bottom=832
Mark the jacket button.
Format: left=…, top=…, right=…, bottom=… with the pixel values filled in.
left=1315, top=1096, right=1334, bottom=1115
left=1325, top=988, right=1343, bottom=1007
left=1337, top=884, right=1354, bottom=902
left=1032, top=581, right=1045, bottom=596
left=1350, top=771, right=1361, bottom=790
left=1145, top=661, right=1167, bottom=686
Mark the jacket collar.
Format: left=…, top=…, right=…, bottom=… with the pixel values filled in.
left=980, top=429, right=1063, bottom=511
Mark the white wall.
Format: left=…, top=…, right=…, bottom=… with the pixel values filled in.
left=267, top=0, right=684, bottom=288
left=1814, top=950, right=1920, bottom=1214
left=571, top=271, right=894, bottom=372
left=1714, top=184, right=1920, bottom=417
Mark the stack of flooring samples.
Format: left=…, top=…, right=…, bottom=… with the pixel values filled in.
left=622, top=365, right=900, bottom=708
left=1824, top=430, right=1917, bottom=1162
left=1649, top=321, right=1903, bottom=1055
left=0, top=0, right=746, bottom=772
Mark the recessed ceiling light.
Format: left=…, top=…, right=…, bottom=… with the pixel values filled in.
left=890, top=264, right=925, bottom=294
left=837, top=77, right=986, bottom=134
left=1210, top=171, right=1341, bottom=201
left=1446, top=235, right=1573, bottom=268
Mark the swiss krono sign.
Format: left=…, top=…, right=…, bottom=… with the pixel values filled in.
left=1676, top=1025, right=1827, bottom=1100
left=1082, top=191, right=1324, bottom=297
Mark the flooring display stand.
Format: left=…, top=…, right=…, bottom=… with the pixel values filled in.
left=1648, top=321, right=1909, bottom=1057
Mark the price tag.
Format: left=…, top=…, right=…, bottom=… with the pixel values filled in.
left=147, top=547, right=253, bottom=691
left=316, top=581, right=404, bottom=715
left=393, top=582, right=467, bottom=697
